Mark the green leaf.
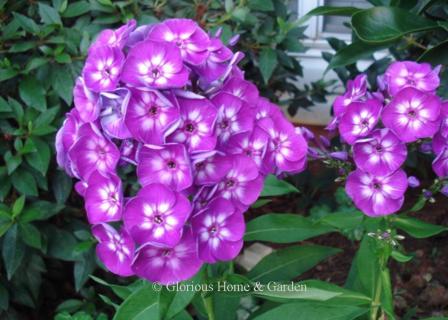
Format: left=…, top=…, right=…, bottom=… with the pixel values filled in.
left=113, top=284, right=160, bottom=320
left=56, top=299, right=83, bottom=313
left=62, top=1, right=91, bottom=17
left=298, top=6, right=362, bottom=25
left=318, top=210, right=364, bottom=230
left=393, top=215, right=447, bottom=238
left=24, top=57, right=49, bottom=73
left=74, top=250, right=96, bottom=291
left=9, top=41, right=36, bottom=53
left=391, top=250, right=413, bottom=263
left=25, top=138, right=51, bottom=175
left=55, top=53, right=72, bottom=64
left=245, top=214, right=333, bottom=243
left=45, top=226, right=78, bottom=261
left=12, top=12, right=40, bottom=33
left=259, top=48, right=278, bottom=84
left=345, top=236, right=379, bottom=297
left=19, top=223, right=42, bottom=249
left=327, top=41, right=393, bottom=69
left=38, top=3, right=62, bottom=25
left=0, top=68, right=19, bottom=82
left=4, top=151, right=22, bottom=174
left=261, top=175, right=299, bottom=196
left=19, top=76, right=47, bottom=111
left=418, top=40, right=448, bottom=66
left=164, top=288, right=196, bottom=319
left=247, top=245, right=341, bottom=282
left=20, top=201, right=63, bottom=223
left=0, top=283, right=9, bottom=311
left=351, top=7, right=439, bottom=43
left=248, top=0, right=274, bottom=11
left=52, top=66, right=74, bottom=104
left=12, top=195, right=26, bottom=218
left=252, top=301, right=367, bottom=320
left=0, top=97, right=11, bottom=112
left=0, top=220, right=13, bottom=238
left=90, top=275, right=137, bottom=300
left=2, top=224, right=26, bottom=279
left=53, top=170, right=73, bottom=204
left=12, top=169, right=38, bottom=196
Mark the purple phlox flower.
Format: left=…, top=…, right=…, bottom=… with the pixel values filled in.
left=75, top=180, right=88, bottom=196
left=353, top=128, right=407, bottom=176
left=211, top=92, right=254, bottom=144
left=132, top=227, right=203, bottom=285
left=432, top=131, right=448, bottom=155
left=226, top=127, right=269, bottom=168
left=346, top=168, right=408, bottom=217
left=194, top=37, right=233, bottom=84
left=89, top=19, right=136, bottom=52
left=433, top=147, right=448, bottom=177
left=263, top=118, right=308, bottom=174
left=125, top=89, right=180, bottom=144
left=84, top=170, right=122, bottom=224
left=339, top=99, right=382, bottom=145
left=228, top=34, right=240, bottom=46
left=82, top=46, right=124, bottom=92
left=69, top=123, right=120, bottom=180
left=440, top=184, right=448, bottom=197
left=121, top=40, right=189, bottom=89
left=329, top=151, right=348, bottom=161
left=407, top=176, right=420, bottom=188
left=220, top=77, right=259, bottom=106
left=333, top=74, right=367, bottom=117
left=73, top=77, right=99, bottom=122
left=137, top=143, right=193, bottom=191
left=126, top=24, right=153, bottom=48
left=297, top=126, right=315, bottom=141
left=192, top=185, right=218, bottom=213
left=167, top=92, right=217, bottom=153
left=99, top=88, right=132, bottom=139
left=423, top=189, right=433, bottom=199
left=147, top=18, right=210, bottom=65
left=382, top=87, right=441, bottom=143
left=192, top=197, right=244, bottom=263
left=319, top=135, right=331, bottom=148
left=55, top=109, right=82, bottom=177
left=92, top=223, right=135, bottom=276
left=385, top=61, right=441, bottom=95
left=216, top=154, right=263, bottom=209
left=254, top=97, right=284, bottom=132
left=119, top=139, right=139, bottom=165
left=124, top=183, right=190, bottom=247
left=192, top=153, right=232, bottom=186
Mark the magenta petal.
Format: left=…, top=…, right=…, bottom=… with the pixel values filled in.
left=92, top=224, right=135, bottom=277
left=123, top=183, right=190, bottom=246
left=74, top=77, right=99, bottom=122
left=132, top=227, right=203, bottom=285
left=137, top=144, right=193, bottom=191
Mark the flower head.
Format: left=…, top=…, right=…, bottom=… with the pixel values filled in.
left=168, top=93, right=217, bottom=153
left=92, top=223, right=134, bottom=276
left=147, top=18, right=210, bottom=65
left=353, top=128, right=407, bottom=176
left=192, top=197, right=244, bottom=263
left=84, top=170, right=122, bottom=224
left=137, top=144, right=192, bottom=191
left=132, top=227, right=203, bottom=285
left=121, top=40, right=189, bottom=89
left=382, top=87, right=441, bottom=143
left=124, top=183, right=190, bottom=247
left=346, top=169, right=408, bottom=217
left=125, top=89, right=179, bottom=144
left=338, top=99, right=382, bottom=144
left=82, top=46, right=124, bottom=92
left=385, top=61, right=440, bottom=95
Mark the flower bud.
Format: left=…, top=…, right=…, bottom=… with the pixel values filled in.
left=408, top=176, right=420, bottom=188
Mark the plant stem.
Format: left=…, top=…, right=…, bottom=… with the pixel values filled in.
left=201, top=265, right=215, bottom=320
left=370, top=270, right=383, bottom=320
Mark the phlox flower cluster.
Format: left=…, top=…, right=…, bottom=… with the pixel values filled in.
left=322, top=61, right=446, bottom=217
left=55, top=19, right=308, bottom=284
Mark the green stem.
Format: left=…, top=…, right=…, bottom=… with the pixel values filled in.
left=201, top=266, right=215, bottom=320
left=370, top=270, right=383, bottom=320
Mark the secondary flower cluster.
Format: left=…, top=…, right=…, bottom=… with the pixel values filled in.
left=55, top=19, right=308, bottom=284
left=323, top=61, right=446, bottom=217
